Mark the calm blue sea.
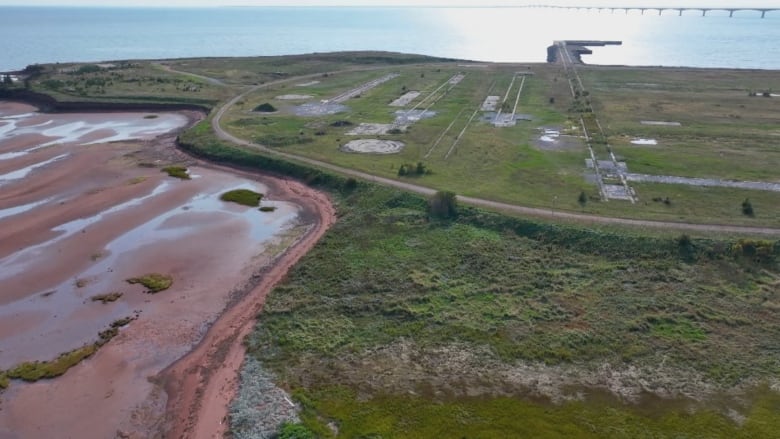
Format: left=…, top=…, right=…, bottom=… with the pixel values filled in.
left=1, top=6, right=779, bottom=71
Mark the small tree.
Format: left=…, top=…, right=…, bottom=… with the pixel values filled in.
left=677, top=234, right=695, bottom=260
left=742, top=198, right=754, bottom=217
left=577, top=191, right=587, bottom=210
left=428, top=191, right=458, bottom=219
left=397, top=164, right=407, bottom=176
left=415, top=162, right=426, bottom=176
left=2, top=75, right=12, bottom=85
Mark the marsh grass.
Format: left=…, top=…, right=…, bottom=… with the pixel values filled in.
left=161, top=166, right=191, bottom=180
left=296, top=387, right=780, bottom=439
left=0, top=315, right=137, bottom=389
left=240, top=184, right=779, bottom=436
left=221, top=189, right=264, bottom=207
left=6, top=345, right=98, bottom=382
left=90, top=292, right=123, bottom=304
left=126, top=273, right=173, bottom=293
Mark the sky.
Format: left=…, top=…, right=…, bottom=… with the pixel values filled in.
left=1, top=1, right=779, bottom=7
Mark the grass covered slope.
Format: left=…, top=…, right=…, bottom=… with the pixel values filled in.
left=243, top=185, right=780, bottom=437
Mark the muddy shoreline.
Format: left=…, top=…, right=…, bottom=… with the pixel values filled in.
left=0, top=98, right=334, bottom=439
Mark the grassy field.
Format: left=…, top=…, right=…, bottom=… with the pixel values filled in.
left=218, top=59, right=780, bottom=227
left=22, top=61, right=232, bottom=105
left=14, top=54, right=779, bottom=226
left=580, top=66, right=780, bottom=181
left=237, top=181, right=780, bottom=437
left=6, top=53, right=780, bottom=437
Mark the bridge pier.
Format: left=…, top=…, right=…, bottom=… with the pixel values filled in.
left=729, top=10, right=734, bottom=17
left=678, top=9, right=683, bottom=16
left=762, top=10, right=766, bottom=18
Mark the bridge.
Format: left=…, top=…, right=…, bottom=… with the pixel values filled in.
left=528, top=5, right=779, bottom=18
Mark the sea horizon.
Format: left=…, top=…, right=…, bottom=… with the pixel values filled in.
left=2, top=6, right=779, bottom=71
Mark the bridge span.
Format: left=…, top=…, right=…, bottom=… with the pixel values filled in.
left=529, top=5, right=778, bottom=18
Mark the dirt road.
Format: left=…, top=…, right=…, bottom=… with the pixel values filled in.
left=159, top=170, right=336, bottom=439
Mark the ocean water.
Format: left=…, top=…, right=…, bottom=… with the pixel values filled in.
left=1, top=6, right=779, bottom=71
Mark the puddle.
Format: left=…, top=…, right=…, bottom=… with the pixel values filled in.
left=640, top=121, right=681, bottom=127
left=0, top=180, right=298, bottom=367
left=631, top=138, right=658, bottom=145
left=0, top=181, right=171, bottom=279
left=0, top=153, right=69, bottom=184
left=0, top=197, right=57, bottom=220
left=0, top=111, right=189, bottom=147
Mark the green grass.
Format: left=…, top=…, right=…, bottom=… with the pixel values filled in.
left=161, top=166, right=191, bottom=180
left=0, top=315, right=136, bottom=390
left=90, top=292, right=123, bottom=304
left=221, top=189, right=264, bottom=207
left=6, top=344, right=98, bottom=382
left=295, top=387, right=780, bottom=439
left=220, top=61, right=780, bottom=227
left=126, top=273, right=173, bottom=293
left=173, top=97, right=780, bottom=436
left=239, top=183, right=780, bottom=436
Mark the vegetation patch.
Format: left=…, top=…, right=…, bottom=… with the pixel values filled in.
left=238, top=183, right=780, bottom=436
left=221, top=189, right=264, bottom=207
left=126, top=273, right=173, bottom=293
left=259, top=206, right=277, bottom=212
left=127, top=176, right=147, bottom=185
left=6, top=345, right=98, bottom=382
left=143, top=114, right=159, bottom=119
left=292, top=388, right=780, bottom=439
left=0, top=315, right=137, bottom=390
left=255, top=134, right=313, bottom=148
left=90, top=292, right=123, bottom=304
left=161, top=166, right=191, bottom=180
left=97, top=316, right=137, bottom=345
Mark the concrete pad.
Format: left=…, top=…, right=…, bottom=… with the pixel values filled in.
left=390, top=91, right=421, bottom=107
left=340, top=139, right=405, bottom=154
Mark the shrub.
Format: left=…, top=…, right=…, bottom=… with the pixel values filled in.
left=428, top=191, right=458, bottom=219
left=344, top=177, right=358, bottom=191
left=221, top=189, right=263, bottom=207
left=278, top=422, right=315, bottom=439
left=75, top=64, right=102, bottom=74
left=741, top=198, right=754, bottom=216
left=259, top=206, right=277, bottom=212
left=253, top=103, right=277, bottom=113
